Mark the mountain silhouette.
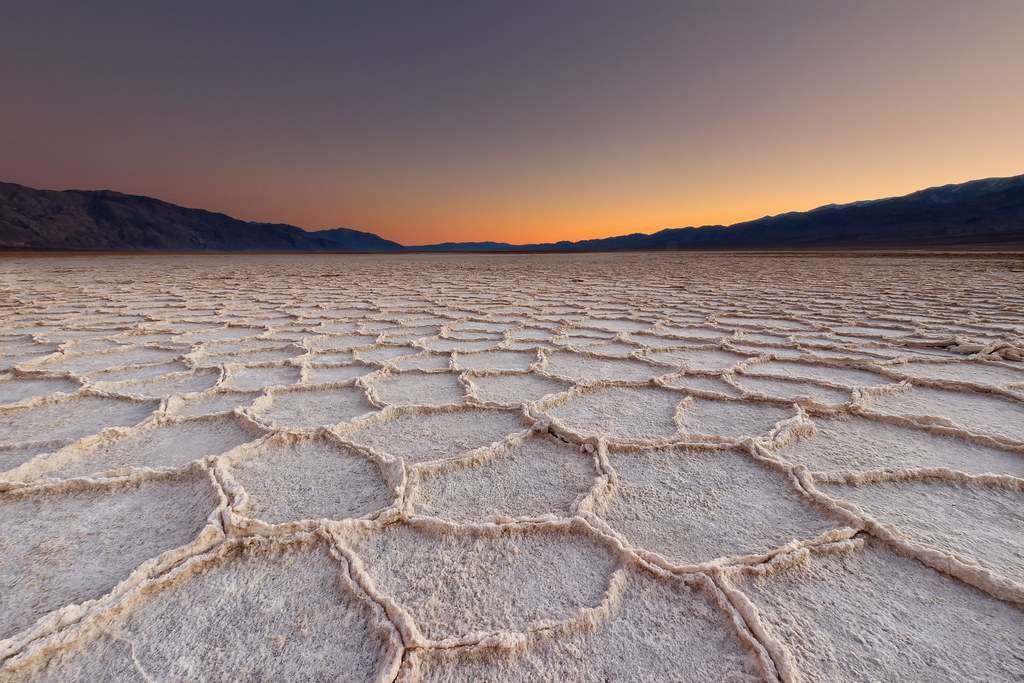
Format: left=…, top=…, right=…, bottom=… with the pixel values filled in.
left=0, top=183, right=401, bottom=252
left=2, top=174, right=1023, bottom=252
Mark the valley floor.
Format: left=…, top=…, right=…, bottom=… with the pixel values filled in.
left=1, top=252, right=1023, bottom=681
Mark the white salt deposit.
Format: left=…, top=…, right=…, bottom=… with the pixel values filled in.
left=1, top=252, right=1022, bottom=680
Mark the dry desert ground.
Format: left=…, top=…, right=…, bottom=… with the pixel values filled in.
left=1, top=252, right=1023, bottom=681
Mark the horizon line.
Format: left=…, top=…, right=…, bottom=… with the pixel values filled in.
left=3, top=169, right=1022, bottom=249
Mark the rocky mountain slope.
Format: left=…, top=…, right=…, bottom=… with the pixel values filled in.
left=0, top=183, right=402, bottom=251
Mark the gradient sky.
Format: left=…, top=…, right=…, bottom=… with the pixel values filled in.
left=2, top=1, right=1023, bottom=245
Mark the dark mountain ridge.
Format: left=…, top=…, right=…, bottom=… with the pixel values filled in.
left=2, top=173, right=1023, bottom=252
left=415, top=174, right=1024, bottom=251
left=0, top=182, right=402, bottom=252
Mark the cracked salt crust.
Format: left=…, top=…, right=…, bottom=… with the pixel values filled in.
left=724, top=537, right=1024, bottom=681
left=407, top=433, right=598, bottom=522
left=1, top=252, right=1023, bottom=680
left=599, top=447, right=840, bottom=566
left=543, top=351, right=667, bottom=383
left=366, top=371, right=467, bottom=407
left=0, top=467, right=222, bottom=642
left=10, top=535, right=401, bottom=681
left=222, top=432, right=395, bottom=525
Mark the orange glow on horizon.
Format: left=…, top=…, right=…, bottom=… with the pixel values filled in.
left=2, top=2, right=1022, bottom=246
left=209, top=158, right=1024, bottom=245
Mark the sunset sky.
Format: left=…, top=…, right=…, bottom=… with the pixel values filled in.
left=2, top=1, right=1022, bottom=245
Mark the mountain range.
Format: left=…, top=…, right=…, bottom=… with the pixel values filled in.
left=2, top=173, right=1023, bottom=252
left=0, top=183, right=402, bottom=252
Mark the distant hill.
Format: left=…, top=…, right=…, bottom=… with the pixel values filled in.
left=0, top=182, right=402, bottom=251
left=417, top=174, right=1024, bottom=251
left=2, top=173, right=1023, bottom=252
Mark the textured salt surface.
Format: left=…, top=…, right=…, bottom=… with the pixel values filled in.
left=864, top=385, right=1024, bottom=443
left=367, top=371, right=466, bottom=407
left=819, top=478, right=1024, bottom=585
left=660, top=372, right=744, bottom=398
left=223, top=364, right=301, bottom=391
left=454, top=350, right=537, bottom=371
left=164, top=389, right=259, bottom=417
left=223, top=433, right=395, bottom=524
left=726, top=537, right=1024, bottom=682
left=16, top=414, right=264, bottom=481
left=678, top=398, right=794, bottom=440
left=0, top=376, right=80, bottom=406
left=11, top=536, right=400, bottom=682
left=543, top=351, right=666, bottom=383
left=0, top=469, right=220, bottom=641
left=341, top=521, right=618, bottom=641
left=341, top=407, right=526, bottom=464
left=732, top=375, right=851, bottom=407
left=544, top=386, right=683, bottom=441
left=305, top=363, right=373, bottom=384
left=775, top=414, right=1024, bottom=477
left=743, top=360, right=891, bottom=387
left=409, top=566, right=764, bottom=681
left=0, top=394, right=159, bottom=446
left=251, top=385, right=375, bottom=430
left=408, top=434, right=597, bottom=521
left=467, top=371, right=570, bottom=405
left=600, top=447, right=838, bottom=565
left=92, top=368, right=220, bottom=399
left=1, top=253, right=1022, bottom=679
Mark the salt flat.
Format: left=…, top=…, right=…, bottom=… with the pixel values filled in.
left=1, top=252, right=1023, bottom=681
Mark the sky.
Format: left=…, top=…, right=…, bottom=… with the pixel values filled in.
left=1, top=1, right=1022, bottom=246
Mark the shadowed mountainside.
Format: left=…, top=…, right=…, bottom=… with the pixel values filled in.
left=0, top=183, right=402, bottom=252
left=2, top=174, right=1023, bottom=252
left=417, top=174, right=1024, bottom=251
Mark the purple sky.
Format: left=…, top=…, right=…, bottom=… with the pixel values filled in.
left=2, top=1, right=1022, bottom=244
